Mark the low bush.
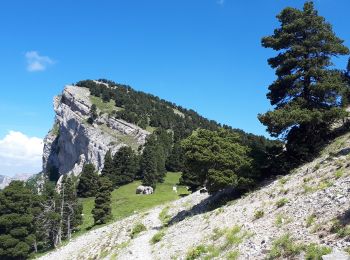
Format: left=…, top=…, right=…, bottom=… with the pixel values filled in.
left=130, top=223, right=147, bottom=238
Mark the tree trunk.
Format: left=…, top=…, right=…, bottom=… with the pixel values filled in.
left=57, top=185, right=65, bottom=246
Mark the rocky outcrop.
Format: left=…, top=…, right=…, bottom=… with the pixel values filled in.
left=42, top=85, right=149, bottom=178
left=136, top=185, right=154, bottom=195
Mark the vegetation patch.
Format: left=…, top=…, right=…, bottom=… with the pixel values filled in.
left=275, top=198, right=289, bottom=208
left=79, top=172, right=188, bottom=232
left=317, top=180, right=333, bottom=190
left=278, top=176, right=290, bottom=186
left=306, top=214, right=316, bottom=228
left=330, top=219, right=350, bottom=238
left=335, top=169, right=344, bottom=179
left=267, top=234, right=302, bottom=259
left=130, top=223, right=147, bottom=238
left=52, top=122, right=60, bottom=136
left=150, top=230, right=166, bottom=244
left=254, top=209, right=264, bottom=220
left=304, top=243, right=331, bottom=260
left=226, top=250, right=240, bottom=260
left=159, top=206, right=171, bottom=226
left=275, top=213, right=292, bottom=228
left=186, top=245, right=209, bottom=260
left=90, top=95, right=118, bottom=114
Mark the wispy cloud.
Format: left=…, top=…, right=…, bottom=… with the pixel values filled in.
left=0, top=131, right=43, bottom=176
left=217, top=0, right=225, bottom=6
left=25, top=51, right=54, bottom=72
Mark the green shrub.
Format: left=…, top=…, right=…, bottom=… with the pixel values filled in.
left=279, top=176, right=290, bottom=185
left=329, top=218, right=350, bottom=238
left=276, top=198, right=289, bottom=208
left=186, top=245, right=208, bottom=260
left=211, top=227, right=225, bottom=241
left=335, top=169, right=344, bottom=179
left=317, top=181, right=333, bottom=190
left=302, top=184, right=315, bottom=194
left=306, top=214, right=316, bottom=227
left=226, top=250, right=239, bottom=260
left=221, top=225, right=248, bottom=250
left=159, top=206, right=171, bottom=226
left=151, top=231, right=165, bottom=244
left=267, top=234, right=302, bottom=259
left=254, top=210, right=264, bottom=219
left=130, top=223, right=147, bottom=238
left=314, top=163, right=321, bottom=171
left=304, top=243, right=331, bottom=260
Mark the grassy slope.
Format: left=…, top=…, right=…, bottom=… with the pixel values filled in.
left=90, top=95, right=118, bottom=114
left=79, top=172, right=189, bottom=232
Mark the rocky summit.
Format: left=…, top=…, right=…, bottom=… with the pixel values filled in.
left=42, top=84, right=150, bottom=179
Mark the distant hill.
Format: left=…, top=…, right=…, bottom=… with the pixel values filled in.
left=0, top=173, right=33, bottom=189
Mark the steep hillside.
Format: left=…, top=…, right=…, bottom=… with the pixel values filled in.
left=38, top=131, right=350, bottom=260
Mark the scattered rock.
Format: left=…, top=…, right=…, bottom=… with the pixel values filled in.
left=322, top=250, right=350, bottom=260
left=136, top=185, right=154, bottom=195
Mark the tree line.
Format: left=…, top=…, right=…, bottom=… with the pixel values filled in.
left=0, top=177, right=82, bottom=259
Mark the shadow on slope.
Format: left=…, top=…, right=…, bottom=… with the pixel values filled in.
left=168, top=188, right=243, bottom=226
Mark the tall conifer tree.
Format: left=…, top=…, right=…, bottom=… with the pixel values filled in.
left=258, top=1, right=349, bottom=158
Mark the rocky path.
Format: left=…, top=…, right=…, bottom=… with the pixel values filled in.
left=118, top=208, right=162, bottom=260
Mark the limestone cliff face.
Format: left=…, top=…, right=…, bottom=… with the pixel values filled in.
left=42, top=85, right=149, bottom=177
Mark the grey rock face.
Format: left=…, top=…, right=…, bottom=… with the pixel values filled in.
left=42, top=85, right=150, bottom=178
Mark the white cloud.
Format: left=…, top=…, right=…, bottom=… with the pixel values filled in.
left=217, top=0, right=225, bottom=6
left=0, top=131, right=43, bottom=176
left=25, top=51, right=54, bottom=72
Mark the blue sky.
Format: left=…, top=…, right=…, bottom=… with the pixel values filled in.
left=0, top=0, right=349, bottom=176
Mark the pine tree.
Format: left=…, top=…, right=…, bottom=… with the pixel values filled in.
left=140, top=143, right=158, bottom=189
left=0, top=181, right=38, bottom=259
left=140, top=134, right=167, bottom=189
left=34, top=181, right=61, bottom=249
left=60, top=176, right=82, bottom=241
left=77, top=164, right=99, bottom=198
left=92, top=177, right=113, bottom=225
left=180, top=129, right=253, bottom=193
left=166, top=142, right=184, bottom=172
left=112, top=146, right=138, bottom=187
left=87, top=104, right=98, bottom=124
left=101, top=150, right=114, bottom=180
left=258, top=2, right=349, bottom=159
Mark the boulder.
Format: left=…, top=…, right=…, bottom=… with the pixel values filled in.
left=136, top=185, right=154, bottom=195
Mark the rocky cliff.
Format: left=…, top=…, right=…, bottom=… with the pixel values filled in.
left=42, top=85, right=150, bottom=178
